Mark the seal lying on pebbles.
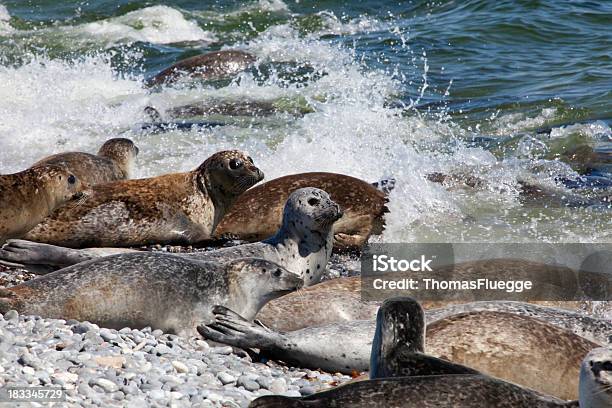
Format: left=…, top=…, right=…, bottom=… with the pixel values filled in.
left=255, top=274, right=610, bottom=342
left=19, top=150, right=263, bottom=248
left=214, top=172, right=392, bottom=250
left=199, top=303, right=602, bottom=399
left=32, top=138, right=139, bottom=186
left=147, top=50, right=256, bottom=86
left=0, top=252, right=302, bottom=337
left=0, top=166, right=85, bottom=244
left=250, top=374, right=580, bottom=408
left=580, top=347, right=612, bottom=408
left=0, top=188, right=341, bottom=287
left=248, top=298, right=587, bottom=407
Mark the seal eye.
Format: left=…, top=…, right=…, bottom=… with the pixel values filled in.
left=307, top=198, right=320, bottom=206
left=603, top=361, right=612, bottom=371
left=67, top=175, right=77, bottom=185
left=229, top=158, right=243, bottom=170
left=273, top=269, right=282, bottom=277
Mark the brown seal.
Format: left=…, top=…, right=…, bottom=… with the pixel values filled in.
left=214, top=172, right=391, bottom=250
left=23, top=150, right=263, bottom=248
left=0, top=165, right=85, bottom=244
left=147, top=50, right=256, bottom=86
left=33, top=138, right=139, bottom=186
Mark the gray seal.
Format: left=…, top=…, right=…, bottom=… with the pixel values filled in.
left=33, top=138, right=139, bottom=186
left=0, top=188, right=342, bottom=287
left=198, top=300, right=604, bottom=399
left=579, top=347, right=612, bottom=408
left=0, top=252, right=302, bottom=337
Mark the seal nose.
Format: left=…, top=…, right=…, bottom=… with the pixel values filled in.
left=255, top=168, right=264, bottom=181
left=335, top=204, right=343, bottom=219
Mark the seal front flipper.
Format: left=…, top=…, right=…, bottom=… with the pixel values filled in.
left=197, top=305, right=282, bottom=350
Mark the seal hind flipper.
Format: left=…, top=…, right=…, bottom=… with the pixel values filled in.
left=197, top=306, right=279, bottom=349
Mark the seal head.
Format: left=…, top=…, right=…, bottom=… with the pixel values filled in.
left=225, top=258, right=304, bottom=321
left=580, top=347, right=612, bottom=408
left=370, top=297, right=479, bottom=379
left=97, top=138, right=140, bottom=179
left=0, top=165, right=85, bottom=242
left=200, top=150, right=264, bottom=226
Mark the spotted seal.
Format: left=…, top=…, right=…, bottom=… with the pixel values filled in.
left=0, top=165, right=85, bottom=244
left=147, top=50, right=256, bottom=86
left=15, top=150, right=263, bottom=248
left=0, top=252, right=302, bottom=337
left=0, top=188, right=342, bottom=286
left=199, top=300, right=604, bottom=399
left=32, top=138, right=139, bottom=186
left=214, top=172, right=392, bottom=250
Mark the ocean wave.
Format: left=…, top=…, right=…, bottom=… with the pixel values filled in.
left=0, top=4, right=13, bottom=34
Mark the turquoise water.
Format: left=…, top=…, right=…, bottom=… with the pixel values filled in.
left=0, top=0, right=610, bottom=242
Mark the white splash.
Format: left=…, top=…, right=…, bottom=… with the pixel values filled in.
left=0, top=4, right=13, bottom=34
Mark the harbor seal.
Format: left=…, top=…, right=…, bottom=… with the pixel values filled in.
left=214, top=172, right=391, bottom=250
left=199, top=303, right=602, bottom=399
left=249, top=376, right=579, bottom=408
left=20, top=150, right=263, bottom=248
left=579, top=347, right=612, bottom=408
left=147, top=50, right=256, bottom=86
left=249, top=297, right=583, bottom=408
left=0, top=252, right=303, bottom=337
left=0, top=188, right=342, bottom=286
left=0, top=165, right=85, bottom=244
left=32, top=138, right=139, bottom=186
left=255, top=273, right=608, bottom=341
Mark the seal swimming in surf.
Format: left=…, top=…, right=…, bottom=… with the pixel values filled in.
left=0, top=252, right=302, bottom=337
left=147, top=50, right=256, bottom=86
left=16, top=150, right=263, bottom=248
left=32, top=138, right=139, bottom=186
left=214, top=172, right=392, bottom=250
left=0, top=165, right=86, bottom=244
left=199, top=300, right=603, bottom=399
left=0, top=188, right=342, bottom=286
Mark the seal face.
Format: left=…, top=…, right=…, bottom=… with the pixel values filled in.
left=579, top=347, right=612, bottom=408
left=214, top=172, right=390, bottom=250
left=0, top=165, right=85, bottom=243
left=23, top=150, right=263, bottom=247
left=0, top=253, right=302, bottom=337
left=147, top=50, right=256, bottom=86
left=33, top=138, right=139, bottom=186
